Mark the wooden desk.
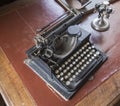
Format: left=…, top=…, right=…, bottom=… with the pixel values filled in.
left=0, top=0, right=120, bottom=106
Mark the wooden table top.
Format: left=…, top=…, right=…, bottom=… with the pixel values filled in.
left=0, top=0, right=120, bottom=106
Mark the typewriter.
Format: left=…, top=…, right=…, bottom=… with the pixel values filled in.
left=24, top=7, right=107, bottom=100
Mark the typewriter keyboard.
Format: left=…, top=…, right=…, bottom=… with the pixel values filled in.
left=54, top=41, right=103, bottom=90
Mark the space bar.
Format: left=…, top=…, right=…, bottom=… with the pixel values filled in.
left=75, top=56, right=103, bottom=82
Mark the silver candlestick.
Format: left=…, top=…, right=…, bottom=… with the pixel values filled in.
left=91, top=1, right=112, bottom=32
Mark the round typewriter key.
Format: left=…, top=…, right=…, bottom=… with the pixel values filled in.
left=60, top=77, right=64, bottom=81
left=92, top=49, right=95, bottom=53
left=73, top=67, right=77, bottom=71
left=70, top=56, right=74, bottom=60
left=72, top=75, right=76, bottom=79
left=76, top=51, right=79, bottom=55
left=69, top=78, right=73, bottom=81
left=83, top=51, right=86, bottom=54
left=60, top=72, right=64, bottom=76
left=68, top=72, right=71, bottom=76
left=87, top=54, right=90, bottom=57
left=65, top=75, right=69, bottom=79
left=90, top=51, right=93, bottom=55
left=91, top=56, right=95, bottom=60
left=62, top=64, right=65, bottom=68
left=96, top=51, right=100, bottom=55
left=65, top=61, right=68, bottom=65
left=82, top=46, right=85, bottom=50
left=86, top=49, right=89, bottom=52
left=56, top=75, right=60, bottom=79
left=79, top=62, right=82, bottom=65
left=78, top=56, right=81, bottom=59
left=55, top=70, right=59, bottom=74
left=75, top=59, right=79, bottom=62
left=94, top=54, right=97, bottom=57
left=86, top=61, right=89, bottom=65
left=59, top=67, right=62, bottom=71
left=75, top=72, right=79, bottom=75
left=70, top=70, right=74, bottom=73
left=81, top=66, right=85, bottom=70
left=88, top=47, right=92, bottom=50
left=63, top=69, right=67, bottom=73
left=68, top=59, right=71, bottom=63
left=73, top=54, right=77, bottom=57
left=67, top=67, right=70, bottom=70
left=70, top=64, right=73, bottom=68
left=84, top=57, right=88, bottom=60
left=89, top=59, right=92, bottom=62
left=81, top=54, right=84, bottom=57
left=79, top=49, right=82, bottom=52
left=72, top=61, right=76, bottom=65
left=87, top=42, right=90, bottom=45
left=66, top=81, right=70, bottom=86
left=92, top=45, right=95, bottom=48
left=82, top=59, right=85, bottom=63
left=84, top=64, right=87, bottom=67
left=78, top=69, right=82, bottom=73
left=76, top=64, right=80, bottom=68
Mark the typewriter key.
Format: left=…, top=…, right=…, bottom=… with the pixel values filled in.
left=60, top=72, right=64, bottom=76
left=63, top=69, right=67, bottom=73
left=66, top=67, right=70, bottom=70
left=81, top=54, right=84, bottom=57
left=59, top=67, right=62, bottom=71
left=72, top=75, right=76, bottom=79
left=65, top=75, right=69, bottom=79
left=87, top=54, right=90, bottom=57
left=56, top=75, right=60, bottom=79
left=60, top=77, right=64, bottom=81
left=69, top=78, right=73, bottom=81
left=68, top=59, right=71, bottom=63
left=79, top=62, right=82, bottom=65
left=72, top=61, right=76, bottom=65
left=75, top=59, right=79, bottom=62
left=65, top=61, right=68, bottom=65
left=68, top=72, right=71, bottom=76
left=81, top=66, right=84, bottom=70
left=73, top=67, right=77, bottom=71
left=66, top=81, right=70, bottom=86
left=86, top=61, right=89, bottom=65
left=78, top=56, right=81, bottom=59
left=92, top=49, right=95, bottom=53
left=92, top=45, right=95, bottom=48
left=73, top=54, right=77, bottom=57
left=89, top=59, right=92, bottom=62
left=76, top=64, right=80, bottom=68
left=70, top=56, right=74, bottom=60
left=55, top=70, right=59, bottom=74
left=62, top=64, right=65, bottom=68
left=91, top=56, right=95, bottom=60
left=70, top=64, right=73, bottom=68
left=78, top=69, right=82, bottom=73
left=76, top=51, right=79, bottom=55
left=88, top=47, right=92, bottom=50
left=96, top=51, right=100, bottom=55
left=70, top=70, right=74, bottom=73
left=82, top=59, right=85, bottom=63
left=84, top=57, right=88, bottom=60
left=75, top=72, right=79, bottom=75
left=94, top=54, right=97, bottom=57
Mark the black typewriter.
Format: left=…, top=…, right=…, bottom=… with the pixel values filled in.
left=24, top=8, right=107, bottom=100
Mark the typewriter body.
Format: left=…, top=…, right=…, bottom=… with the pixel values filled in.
left=24, top=10, right=107, bottom=100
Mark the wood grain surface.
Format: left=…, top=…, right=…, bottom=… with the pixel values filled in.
left=75, top=70, right=120, bottom=106
left=0, top=47, right=36, bottom=106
